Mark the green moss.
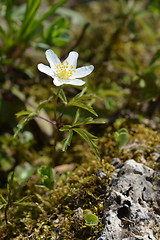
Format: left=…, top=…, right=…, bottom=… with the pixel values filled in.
left=99, top=122, right=160, bottom=171
left=0, top=158, right=114, bottom=239
left=1, top=122, right=160, bottom=239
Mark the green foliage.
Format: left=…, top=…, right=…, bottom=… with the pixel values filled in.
left=68, top=88, right=98, bottom=116
left=84, top=213, right=99, bottom=227
left=14, top=112, right=37, bottom=138
left=73, top=128, right=101, bottom=160
left=61, top=129, right=73, bottom=151
left=115, top=128, right=129, bottom=148
left=37, top=165, right=55, bottom=189
left=0, top=0, right=68, bottom=59
left=14, top=162, right=35, bottom=184
left=43, top=17, right=70, bottom=47
left=0, top=169, right=35, bottom=223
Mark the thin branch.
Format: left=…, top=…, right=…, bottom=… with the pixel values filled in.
left=37, top=115, right=56, bottom=125
left=62, top=22, right=90, bottom=59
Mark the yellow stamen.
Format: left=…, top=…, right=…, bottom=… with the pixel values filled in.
left=56, top=63, right=75, bottom=79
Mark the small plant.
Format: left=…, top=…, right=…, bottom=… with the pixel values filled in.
left=115, top=128, right=129, bottom=148
left=14, top=49, right=104, bottom=164
left=37, top=165, right=55, bottom=189
left=0, top=170, right=35, bottom=224
left=83, top=209, right=99, bottom=227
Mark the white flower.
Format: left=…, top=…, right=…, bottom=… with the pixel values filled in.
left=38, top=49, right=94, bottom=86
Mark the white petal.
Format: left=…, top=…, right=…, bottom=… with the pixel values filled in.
left=70, top=65, right=94, bottom=79
left=53, top=77, right=63, bottom=86
left=45, top=49, right=61, bottom=70
left=66, top=79, right=85, bottom=86
left=38, top=63, right=54, bottom=77
left=53, top=77, right=85, bottom=86
left=63, top=51, right=79, bottom=68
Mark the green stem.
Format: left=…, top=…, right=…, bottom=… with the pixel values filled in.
left=52, top=86, right=63, bottom=166
left=52, top=125, right=59, bottom=167
left=53, top=86, right=62, bottom=121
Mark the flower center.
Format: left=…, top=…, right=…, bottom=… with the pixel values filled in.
left=56, top=61, right=75, bottom=80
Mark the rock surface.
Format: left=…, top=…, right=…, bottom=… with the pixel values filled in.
left=97, top=159, right=160, bottom=240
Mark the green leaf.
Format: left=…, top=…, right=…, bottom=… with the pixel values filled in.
left=52, top=36, right=70, bottom=47
left=150, top=49, right=160, bottom=65
left=62, top=130, right=73, bottom=151
left=17, top=0, right=41, bottom=40
left=73, top=128, right=101, bottom=160
left=7, top=171, right=14, bottom=201
left=84, top=213, right=99, bottom=226
left=0, top=204, right=6, bottom=210
left=72, top=109, right=80, bottom=125
left=115, top=128, right=129, bottom=148
left=59, top=125, right=71, bottom=131
left=10, top=168, right=35, bottom=201
left=14, top=113, right=37, bottom=138
left=38, top=165, right=55, bottom=189
left=44, top=17, right=70, bottom=47
left=15, top=109, right=32, bottom=118
left=24, top=0, right=67, bottom=40
left=13, top=195, right=31, bottom=204
left=36, top=96, right=53, bottom=114
left=0, top=194, right=7, bottom=204
left=74, top=87, right=87, bottom=99
left=105, top=97, right=117, bottom=110
left=59, top=89, right=68, bottom=105
left=69, top=97, right=98, bottom=116
left=73, top=117, right=105, bottom=127
left=68, top=87, right=98, bottom=116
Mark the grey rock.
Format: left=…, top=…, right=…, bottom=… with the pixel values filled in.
left=97, top=159, right=160, bottom=240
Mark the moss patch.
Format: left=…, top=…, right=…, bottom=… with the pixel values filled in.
left=0, top=158, right=114, bottom=239
left=99, top=122, right=160, bottom=171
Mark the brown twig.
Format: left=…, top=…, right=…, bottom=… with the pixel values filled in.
left=62, top=22, right=90, bottom=59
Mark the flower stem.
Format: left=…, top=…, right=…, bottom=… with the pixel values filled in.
left=53, top=86, right=62, bottom=121
left=37, top=115, right=56, bottom=125
left=58, top=105, right=69, bottom=123
left=52, top=125, right=59, bottom=167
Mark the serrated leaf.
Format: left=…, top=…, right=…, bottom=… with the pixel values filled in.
left=73, top=128, right=101, bottom=160
left=62, top=130, right=73, bottom=151
left=73, top=117, right=105, bottom=127
left=69, top=98, right=97, bottom=116
left=15, top=109, right=32, bottom=118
